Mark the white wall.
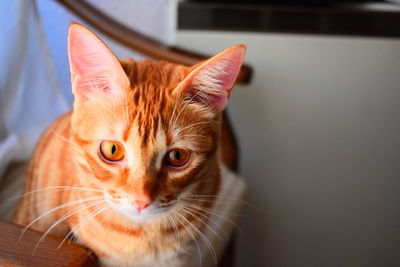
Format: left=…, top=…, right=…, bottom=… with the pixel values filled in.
left=177, top=31, right=400, bottom=267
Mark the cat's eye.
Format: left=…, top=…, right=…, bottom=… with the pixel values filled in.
left=99, top=141, right=124, bottom=162
left=166, top=149, right=191, bottom=168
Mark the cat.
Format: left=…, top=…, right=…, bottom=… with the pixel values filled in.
left=13, top=23, right=245, bottom=267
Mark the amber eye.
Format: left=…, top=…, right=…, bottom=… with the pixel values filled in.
left=99, top=141, right=124, bottom=162
left=166, top=149, right=191, bottom=168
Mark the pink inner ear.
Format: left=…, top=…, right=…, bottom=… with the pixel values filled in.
left=68, top=24, right=126, bottom=100
left=69, top=24, right=114, bottom=75
left=211, top=51, right=245, bottom=111
left=216, top=49, right=246, bottom=96
left=181, top=45, right=246, bottom=112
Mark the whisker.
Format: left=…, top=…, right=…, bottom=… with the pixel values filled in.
left=169, top=91, right=182, bottom=130
left=68, top=203, right=109, bottom=239
left=180, top=200, right=244, bottom=235
left=58, top=203, right=110, bottom=249
left=48, top=127, right=84, bottom=155
left=176, top=121, right=221, bottom=136
left=165, top=214, right=180, bottom=259
left=171, top=90, right=203, bottom=130
left=32, top=199, right=105, bottom=253
left=181, top=204, right=228, bottom=240
left=166, top=214, right=179, bottom=241
left=180, top=206, right=222, bottom=241
left=181, top=199, right=244, bottom=217
left=171, top=211, right=202, bottom=267
left=9, top=186, right=103, bottom=201
left=98, top=207, right=114, bottom=225
left=185, top=194, right=259, bottom=210
left=48, top=126, right=76, bottom=147
left=19, top=196, right=104, bottom=242
left=175, top=212, right=217, bottom=265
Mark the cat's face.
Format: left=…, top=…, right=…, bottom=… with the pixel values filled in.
left=68, top=24, right=245, bottom=222
left=71, top=61, right=220, bottom=221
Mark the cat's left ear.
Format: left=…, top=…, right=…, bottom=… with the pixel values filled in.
left=68, top=23, right=129, bottom=101
left=175, top=45, right=246, bottom=113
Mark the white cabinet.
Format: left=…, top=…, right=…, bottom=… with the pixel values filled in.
left=177, top=30, right=400, bottom=267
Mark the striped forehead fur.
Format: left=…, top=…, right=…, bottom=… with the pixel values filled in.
left=121, top=60, right=185, bottom=141
left=120, top=59, right=217, bottom=143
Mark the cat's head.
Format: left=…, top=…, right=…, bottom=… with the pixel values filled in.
left=68, top=23, right=245, bottom=221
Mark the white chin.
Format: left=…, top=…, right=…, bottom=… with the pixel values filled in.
left=111, top=204, right=158, bottom=222
left=124, top=212, right=155, bottom=222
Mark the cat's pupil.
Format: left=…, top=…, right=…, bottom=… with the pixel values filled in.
left=174, top=151, right=181, bottom=160
left=111, top=145, right=116, bottom=154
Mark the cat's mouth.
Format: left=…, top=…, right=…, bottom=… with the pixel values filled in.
left=105, top=195, right=177, bottom=222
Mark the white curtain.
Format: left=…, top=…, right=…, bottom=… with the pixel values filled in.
left=0, top=0, right=69, bottom=179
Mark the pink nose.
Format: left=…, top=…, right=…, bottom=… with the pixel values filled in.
left=133, top=200, right=150, bottom=212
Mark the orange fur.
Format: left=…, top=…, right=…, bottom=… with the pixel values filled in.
left=13, top=24, right=245, bottom=266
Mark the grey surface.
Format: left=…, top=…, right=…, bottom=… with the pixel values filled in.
left=177, top=31, right=400, bottom=267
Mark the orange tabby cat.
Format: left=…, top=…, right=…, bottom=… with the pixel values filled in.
left=13, top=23, right=245, bottom=266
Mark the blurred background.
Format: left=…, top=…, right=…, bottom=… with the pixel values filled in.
left=1, top=0, right=400, bottom=266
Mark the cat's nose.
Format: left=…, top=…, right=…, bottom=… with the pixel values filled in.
left=134, top=201, right=149, bottom=212
left=133, top=197, right=151, bottom=212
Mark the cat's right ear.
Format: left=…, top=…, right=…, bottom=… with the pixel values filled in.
left=68, top=23, right=129, bottom=101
